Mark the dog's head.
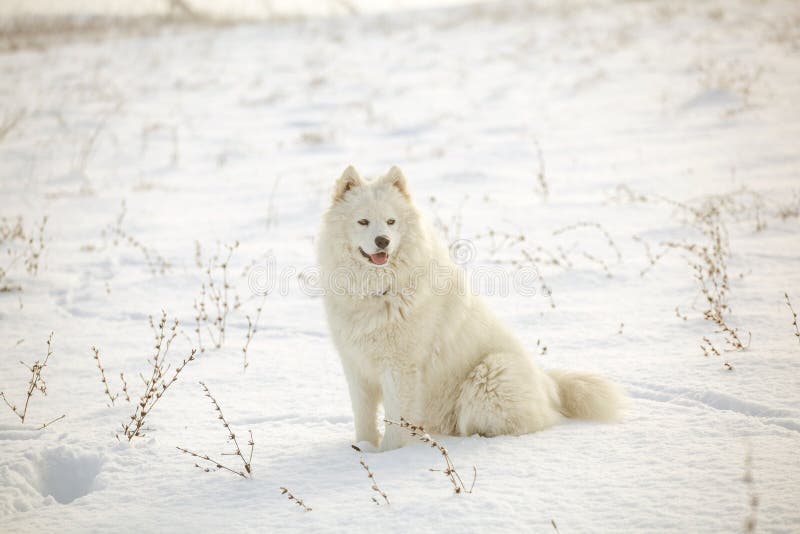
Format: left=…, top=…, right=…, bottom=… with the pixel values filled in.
left=320, top=165, right=421, bottom=271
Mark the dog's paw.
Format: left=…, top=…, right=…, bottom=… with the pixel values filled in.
left=377, top=428, right=408, bottom=452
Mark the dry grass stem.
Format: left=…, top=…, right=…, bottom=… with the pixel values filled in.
left=743, top=447, right=759, bottom=533
left=118, top=311, right=196, bottom=440
left=0, top=215, right=48, bottom=292
left=242, top=296, right=266, bottom=371
left=384, top=417, right=475, bottom=494
left=91, top=346, right=120, bottom=405
left=784, top=292, right=800, bottom=344
left=0, top=332, right=55, bottom=424
left=195, top=241, right=241, bottom=350
left=280, top=487, right=312, bottom=511
left=177, top=381, right=254, bottom=478
left=351, top=444, right=390, bottom=505
left=120, top=372, right=130, bottom=402
left=553, top=221, right=622, bottom=263
left=428, top=195, right=467, bottom=246
left=0, top=109, right=26, bottom=142
left=473, top=227, right=526, bottom=260
left=104, top=201, right=170, bottom=274
left=38, top=413, right=66, bottom=430
left=533, top=139, right=549, bottom=201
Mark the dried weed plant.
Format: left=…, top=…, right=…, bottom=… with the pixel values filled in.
left=384, top=417, right=476, bottom=494
left=90, top=346, right=131, bottom=406
left=104, top=201, right=170, bottom=275
left=118, top=311, right=196, bottom=440
left=533, top=139, right=549, bottom=201
left=0, top=215, right=48, bottom=292
left=785, top=292, right=800, bottom=344
left=351, top=444, right=390, bottom=505
left=242, top=296, right=266, bottom=371
left=177, top=381, right=254, bottom=478
left=743, top=446, right=759, bottom=533
left=428, top=195, right=467, bottom=246
left=618, top=187, right=765, bottom=360
left=280, top=487, right=312, bottom=511
left=0, top=332, right=64, bottom=427
left=194, top=241, right=241, bottom=351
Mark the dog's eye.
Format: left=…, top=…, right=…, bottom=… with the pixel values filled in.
left=387, top=219, right=396, bottom=225
left=357, top=219, right=369, bottom=226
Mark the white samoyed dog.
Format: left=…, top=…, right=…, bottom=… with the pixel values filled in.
left=317, top=165, right=624, bottom=451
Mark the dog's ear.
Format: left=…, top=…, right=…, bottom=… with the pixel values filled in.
left=382, top=165, right=410, bottom=199
left=333, top=165, right=362, bottom=202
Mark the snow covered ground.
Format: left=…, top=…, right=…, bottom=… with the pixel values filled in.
left=1, top=0, right=799, bottom=531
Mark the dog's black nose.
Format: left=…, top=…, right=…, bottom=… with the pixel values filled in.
left=375, top=235, right=390, bottom=249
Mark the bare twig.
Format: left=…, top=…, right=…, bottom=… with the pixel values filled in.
left=38, top=414, right=66, bottom=430
left=785, top=292, right=800, bottom=344
left=280, top=487, right=312, bottom=511
left=0, top=332, right=55, bottom=424
left=242, top=296, right=266, bottom=371
left=118, top=312, right=196, bottom=441
left=743, top=446, right=758, bottom=533
left=553, top=221, right=622, bottom=264
left=533, top=139, right=548, bottom=201
left=351, top=444, right=390, bottom=505
left=384, top=417, right=475, bottom=494
left=177, top=447, right=247, bottom=478
left=91, top=346, right=119, bottom=406
left=120, top=372, right=130, bottom=402
left=177, top=382, right=254, bottom=478
left=196, top=241, right=240, bottom=350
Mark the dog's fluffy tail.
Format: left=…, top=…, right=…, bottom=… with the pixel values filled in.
left=547, top=369, right=625, bottom=421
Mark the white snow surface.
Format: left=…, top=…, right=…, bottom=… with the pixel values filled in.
left=1, top=1, right=799, bottom=532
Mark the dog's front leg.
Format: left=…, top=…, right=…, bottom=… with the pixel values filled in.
left=379, top=366, right=416, bottom=452
left=344, top=370, right=381, bottom=447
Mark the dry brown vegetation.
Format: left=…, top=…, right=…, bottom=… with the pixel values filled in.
left=0, top=332, right=64, bottom=428
left=743, top=447, right=759, bottom=533
left=242, top=296, right=266, bottom=371
left=428, top=195, right=467, bottom=246
left=117, top=311, right=196, bottom=441
left=177, top=381, right=254, bottom=478
left=533, top=139, right=549, bottom=201
left=280, top=487, right=312, bottom=512
left=384, top=417, right=476, bottom=494
left=785, top=292, right=800, bottom=344
left=104, top=201, right=171, bottom=275
left=0, top=215, right=48, bottom=292
left=615, top=187, right=779, bottom=365
left=351, top=444, right=390, bottom=505
left=193, top=241, right=241, bottom=351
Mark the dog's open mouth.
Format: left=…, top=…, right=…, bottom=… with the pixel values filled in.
left=359, top=247, right=389, bottom=265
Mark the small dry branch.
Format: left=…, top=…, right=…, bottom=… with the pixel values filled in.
left=280, top=487, right=312, bottom=511
left=351, top=444, right=390, bottom=505
left=384, top=417, right=475, bottom=494
left=785, top=292, right=800, bottom=344
left=177, top=381, right=254, bottom=478
left=0, top=332, right=55, bottom=424
left=118, top=312, right=196, bottom=441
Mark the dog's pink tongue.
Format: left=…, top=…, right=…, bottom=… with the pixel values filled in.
left=370, top=252, right=388, bottom=265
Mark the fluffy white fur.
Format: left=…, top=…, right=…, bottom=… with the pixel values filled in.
left=317, top=166, right=624, bottom=451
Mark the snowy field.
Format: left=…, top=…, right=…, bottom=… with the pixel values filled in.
left=1, top=0, right=799, bottom=532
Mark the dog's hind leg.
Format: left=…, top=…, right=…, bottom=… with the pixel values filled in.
left=455, top=352, right=561, bottom=437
